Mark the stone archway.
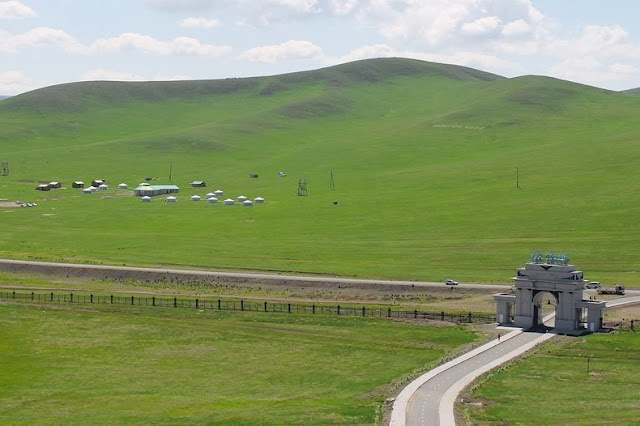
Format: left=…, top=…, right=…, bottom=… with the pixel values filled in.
left=531, top=290, right=558, bottom=328
left=494, top=253, right=607, bottom=334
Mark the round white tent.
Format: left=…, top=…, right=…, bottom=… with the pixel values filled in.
left=237, top=195, right=248, bottom=202
left=208, top=197, right=219, bottom=203
left=223, top=198, right=235, bottom=205
left=88, top=186, right=98, bottom=192
left=191, top=195, right=201, bottom=201
left=118, top=183, right=128, bottom=189
left=98, top=184, right=108, bottom=190
left=141, top=196, right=151, bottom=202
left=254, top=197, right=265, bottom=203
left=242, top=200, right=253, bottom=207
left=82, top=188, right=93, bottom=194
left=166, top=196, right=177, bottom=202
left=206, top=192, right=215, bottom=198
left=214, top=189, right=224, bottom=196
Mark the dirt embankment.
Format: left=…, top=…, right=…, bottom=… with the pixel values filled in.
left=0, top=260, right=498, bottom=298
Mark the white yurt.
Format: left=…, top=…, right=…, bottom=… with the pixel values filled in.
left=118, top=183, right=128, bottom=189
left=254, top=197, right=265, bottom=203
left=82, top=188, right=93, bottom=194
left=98, top=184, right=108, bottom=190
left=214, top=189, right=224, bottom=196
left=166, top=196, right=177, bottom=202
left=206, top=192, right=215, bottom=199
left=141, top=196, right=151, bottom=202
left=88, top=186, right=98, bottom=192
left=237, top=195, right=248, bottom=202
left=242, top=200, right=253, bottom=207
left=208, top=197, right=219, bottom=203
left=223, top=198, right=235, bottom=205
left=191, top=195, right=201, bottom=201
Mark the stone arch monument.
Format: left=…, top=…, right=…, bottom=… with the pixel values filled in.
left=494, top=252, right=606, bottom=333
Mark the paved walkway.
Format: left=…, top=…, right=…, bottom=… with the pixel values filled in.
left=391, top=294, right=640, bottom=426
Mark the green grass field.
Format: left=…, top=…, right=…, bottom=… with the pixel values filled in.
left=0, top=301, right=478, bottom=425
left=464, top=331, right=640, bottom=424
left=1, top=58, right=639, bottom=284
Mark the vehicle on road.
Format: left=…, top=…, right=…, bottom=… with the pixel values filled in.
left=445, top=279, right=459, bottom=286
left=597, top=284, right=625, bottom=295
left=585, top=281, right=601, bottom=289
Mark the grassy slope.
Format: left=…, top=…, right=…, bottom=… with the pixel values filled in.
left=466, top=331, right=640, bottom=424
left=0, top=58, right=639, bottom=284
left=0, top=302, right=477, bottom=424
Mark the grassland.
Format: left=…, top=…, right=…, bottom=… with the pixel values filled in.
left=463, top=330, right=640, bottom=424
left=0, top=58, right=639, bottom=285
left=0, top=301, right=478, bottom=425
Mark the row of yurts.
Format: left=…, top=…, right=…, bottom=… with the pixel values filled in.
left=81, top=181, right=265, bottom=206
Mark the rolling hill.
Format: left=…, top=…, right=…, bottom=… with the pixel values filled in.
left=0, top=58, right=638, bottom=284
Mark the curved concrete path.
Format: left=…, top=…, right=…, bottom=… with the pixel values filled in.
left=391, top=294, right=640, bottom=425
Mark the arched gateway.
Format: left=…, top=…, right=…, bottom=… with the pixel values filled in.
left=494, top=252, right=606, bottom=333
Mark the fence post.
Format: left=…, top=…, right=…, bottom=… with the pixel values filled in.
left=468, top=312, right=472, bottom=323
left=362, top=306, right=366, bottom=316
left=70, top=293, right=73, bottom=302
left=337, top=305, right=340, bottom=315
left=152, top=296, right=155, bottom=307
left=110, top=294, right=113, bottom=304
left=196, top=299, right=199, bottom=309
left=388, top=308, right=391, bottom=318
left=441, top=311, right=444, bottom=321
left=264, top=301, right=267, bottom=312
left=174, top=297, right=177, bottom=308
left=288, top=303, right=291, bottom=313
left=312, top=304, right=316, bottom=314
left=90, top=294, right=93, bottom=303
left=414, top=310, right=418, bottom=319
left=241, top=300, right=244, bottom=311
left=51, top=292, right=54, bottom=301
left=631, top=320, right=634, bottom=330
left=218, top=299, right=221, bottom=310
left=131, top=296, right=134, bottom=305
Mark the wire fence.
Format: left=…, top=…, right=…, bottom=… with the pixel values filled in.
left=0, top=290, right=496, bottom=325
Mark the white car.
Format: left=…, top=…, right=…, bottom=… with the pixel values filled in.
left=586, top=281, right=601, bottom=289
left=445, top=279, right=459, bottom=286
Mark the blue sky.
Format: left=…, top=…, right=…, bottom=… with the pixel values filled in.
left=2, top=0, right=640, bottom=95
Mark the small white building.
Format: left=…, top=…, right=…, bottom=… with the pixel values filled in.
left=223, top=198, right=235, bottom=205
left=166, top=196, right=177, bottom=202
left=82, top=188, right=93, bottom=194
left=191, top=195, right=201, bottom=201
left=206, top=192, right=215, bottom=198
left=214, top=189, right=224, bottom=196
left=237, top=195, right=248, bottom=202
left=254, top=197, right=265, bottom=203
left=118, top=183, right=128, bottom=189
left=98, top=184, right=108, bottom=190
left=208, top=197, right=219, bottom=203
left=243, top=200, right=253, bottom=207
left=141, top=196, right=151, bottom=202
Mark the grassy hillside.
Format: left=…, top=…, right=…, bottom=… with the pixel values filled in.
left=0, top=58, right=638, bottom=284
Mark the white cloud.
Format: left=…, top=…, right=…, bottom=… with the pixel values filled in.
left=501, top=19, right=531, bottom=37
left=0, top=69, right=33, bottom=94
left=240, top=40, right=322, bottom=62
left=179, top=16, right=222, bottom=28
left=0, top=1, right=35, bottom=19
left=91, top=33, right=231, bottom=56
left=330, top=0, right=358, bottom=15
left=0, top=27, right=85, bottom=53
left=461, top=16, right=502, bottom=36
left=82, top=69, right=147, bottom=82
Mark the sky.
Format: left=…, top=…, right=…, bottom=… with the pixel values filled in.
left=2, top=0, right=640, bottom=95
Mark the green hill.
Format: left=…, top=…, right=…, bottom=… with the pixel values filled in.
left=0, top=58, right=638, bottom=284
